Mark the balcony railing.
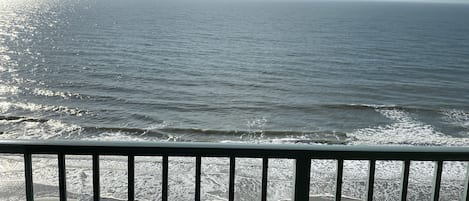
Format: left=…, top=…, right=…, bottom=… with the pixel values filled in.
left=1, top=140, right=469, bottom=201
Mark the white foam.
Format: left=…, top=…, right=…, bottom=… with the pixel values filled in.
left=0, top=54, right=12, bottom=61
left=0, top=101, right=86, bottom=116
left=0, top=119, right=82, bottom=140
left=145, top=120, right=171, bottom=130
left=247, top=117, right=267, bottom=130
left=32, top=88, right=82, bottom=99
left=0, top=84, right=19, bottom=94
left=442, top=109, right=469, bottom=129
left=81, top=132, right=147, bottom=142
left=348, top=108, right=469, bottom=146
left=349, top=103, right=397, bottom=109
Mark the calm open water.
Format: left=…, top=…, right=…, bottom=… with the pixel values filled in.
left=1, top=0, right=469, bottom=145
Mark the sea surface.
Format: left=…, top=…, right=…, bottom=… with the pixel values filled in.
left=1, top=0, right=469, bottom=200
left=1, top=0, right=469, bottom=145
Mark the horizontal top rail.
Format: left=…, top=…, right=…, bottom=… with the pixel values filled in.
left=1, top=140, right=469, bottom=160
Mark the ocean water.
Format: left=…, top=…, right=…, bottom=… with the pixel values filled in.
left=1, top=0, right=469, bottom=200
left=1, top=0, right=469, bottom=145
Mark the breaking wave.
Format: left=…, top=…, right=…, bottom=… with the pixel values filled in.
left=0, top=115, right=347, bottom=144
left=0, top=117, right=81, bottom=140
left=30, top=88, right=83, bottom=99
left=442, top=109, right=469, bottom=130
left=320, top=103, right=439, bottom=112
left=0, top=101, right=86, bottom=116
left=347, top=108, right=469, bottom=146
left=0, top=84, right=19, bottom=95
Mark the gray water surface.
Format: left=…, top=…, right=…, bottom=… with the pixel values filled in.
left=0, top=0, right=468, bottom=145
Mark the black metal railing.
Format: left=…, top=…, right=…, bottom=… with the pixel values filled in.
left=1, top=140, right=469, bottom=201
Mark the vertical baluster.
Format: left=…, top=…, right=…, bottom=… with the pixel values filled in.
left=294, top=155, right=311, bottom=201
left=93, top=154, right=100, bottom=201
left=335, top=159, right=344, bottom=201
left=261, top=157, right=268, bottom=201
left=24, top=153, right=34, bottom=201
left=431, top=161, right=443, bottom=201
left=367, top=159, right=376, bottom=201
left=58, top=154, right=67, bottom=201
left=229, top=156, right=236, bottom=201
left=195, top=156, right=201, bottom=201
left=162, top=155, right=168, bottom=201
left=463, top=162, right=469, bottom=201
left=400, top=160, right=411, bottom=201
left=128, top=155, right=135, bottom=201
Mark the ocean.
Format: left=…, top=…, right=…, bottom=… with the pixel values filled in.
left=1, top=0, right=469, bottom=145
left=1, top=0, right=469, bottom=200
